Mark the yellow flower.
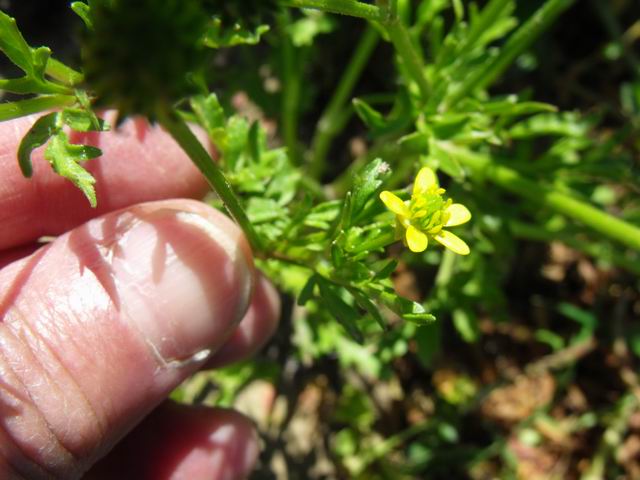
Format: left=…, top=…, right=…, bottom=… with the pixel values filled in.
left=379, top=167, right=471, bottom=255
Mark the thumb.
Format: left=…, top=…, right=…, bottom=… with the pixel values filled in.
left=0, top=199, right=254, bottom=479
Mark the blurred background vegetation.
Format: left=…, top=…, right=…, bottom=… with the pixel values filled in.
left=3, top=0, right=640, bottom=478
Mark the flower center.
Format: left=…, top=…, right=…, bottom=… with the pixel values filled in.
left=408, top=187, right=451, bottom=234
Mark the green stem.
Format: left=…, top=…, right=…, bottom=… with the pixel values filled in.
left=445, top=0, right=575, bottom=109
left=581, top=394, right=638, bottom=480
left=281, top=0, right=384, bottom=21
left=158, top=110, right=263, bottom=252
left=45, top=58, right=84, bottom=87
left=590, top=0, right=640, bottom=79
left=509, top=220, right=640, bottom=276
left=435, top=249, right=456, bottom=287
left=385, top=18, right=430, bottom=101
left=278, top=12, right=302, bottom=164
left=309, top=26, right=380, bottom=177
left=442, top=143, right=640, bottom=251
left=0, top=95, right=76, bottom=122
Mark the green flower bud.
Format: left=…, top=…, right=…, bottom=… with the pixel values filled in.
left=81, top=0, right=209, bottom=119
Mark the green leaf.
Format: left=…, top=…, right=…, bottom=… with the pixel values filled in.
left=398, top=297, right=436, bottom=325
left=203, top=19, right=270, bottom=48
left=477, top=98, right=557, bottom=116
left=331, top=243, right=346, bottom=269
left=452, top=308, right=480, bottom=343
left=316, top=277, right=364, bottom=343
left=191, top=94, right=226, bottom=136
left=298, top=275, right=318, bottom=306
left=509, top=112, right=590, bottom=139
left=399, top=131, right=430, bottom=154
left=352, top=98, right=386, bottom=130
left=557, top=302, right=597, bottom=345
left=247, top=197, right=288, bottom=223
left=373, top=259, right=398, bottom=280
left=44, top=131, right=100, bottom=207
left=61, top=108, right=107, bottom=132
left=353, top=291, right=387, bottom=331
left=350, top=158, right=391, bottom=224
left=71, top=2, right=93, bottom=29
left=428, top=141, right=466, bottom=180
left=353, top=93, right=413, bottom=137
left=17, top=112, right=59, bottom=177
left=0, top=10, right=37, bottom=74
left=380, top=290, right=436, bottom=325
left=287, top=10, right=334, bottom=46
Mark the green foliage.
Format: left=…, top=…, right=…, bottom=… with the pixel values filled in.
left=0, top=11, right=70, bottom=95
left=18, top=107, right=107, bottom=206
left=1, top=0, right=639, bottom=477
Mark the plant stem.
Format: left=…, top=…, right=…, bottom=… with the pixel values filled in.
left=590, top=0, right=640, bottom=79
left=158, top=110, right=263, bottom=252
left=0, top=95, right=76, bottom=122
left=281, top=0, right=384, bottom=21
left=278, top=12, right=302, bottom=164
left=509, top=220, right=640, bottom=276
left=309, top=25, right=380, bottom=177
left=445, top=0, right=575, bottom=109
left=581, top=393, right=638, bottom=480
left=441, top=143, right=640, bottom=251
left=385, top=17, right=431, bottom=101
left=45, top=58, right=84, bottom=86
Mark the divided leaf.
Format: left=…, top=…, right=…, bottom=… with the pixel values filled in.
left=45, top=131, right=100, bottom=207
left=17, top=112, right=59, bottom=177
left=17, top=110, right=103, bottom=207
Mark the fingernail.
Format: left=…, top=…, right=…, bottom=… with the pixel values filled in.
left=107, top=202, right=253, bottom=365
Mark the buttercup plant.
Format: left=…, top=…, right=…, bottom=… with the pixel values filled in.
left=1, top=0, right=640, bottom=476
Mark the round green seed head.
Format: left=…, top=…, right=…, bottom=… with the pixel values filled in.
left=81, top=0, right=209, bottom=119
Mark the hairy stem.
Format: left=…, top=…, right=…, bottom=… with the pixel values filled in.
left=158, top=110, right=263, bottom=252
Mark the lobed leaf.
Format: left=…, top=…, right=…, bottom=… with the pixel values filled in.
left=45, top=131, right=100, bottom=207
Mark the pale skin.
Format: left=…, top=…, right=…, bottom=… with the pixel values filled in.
left=0, top=114, right=280, bottom=479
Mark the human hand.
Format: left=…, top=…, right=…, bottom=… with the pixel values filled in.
left=0, top=114, right=279, bottom=479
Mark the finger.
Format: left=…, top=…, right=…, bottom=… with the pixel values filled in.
left=207, top=275, right=280, bottom=369
left=0, top=256, right=280, bottom=370
left=86, top=402, right=259, bottom=480
left=0, top=199, right=254, bottom=479
left=0, top=112, right=209, bottom=251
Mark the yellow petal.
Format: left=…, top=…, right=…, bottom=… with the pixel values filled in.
left=413, top=167, right=438, bottom=196
left=445, top=203, right=471, bottom=227
left=434, top=230, right=470, bottom=255
left=380, top=191, right=410, bottom=217
left=406, top=225, right=428, bottom=252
